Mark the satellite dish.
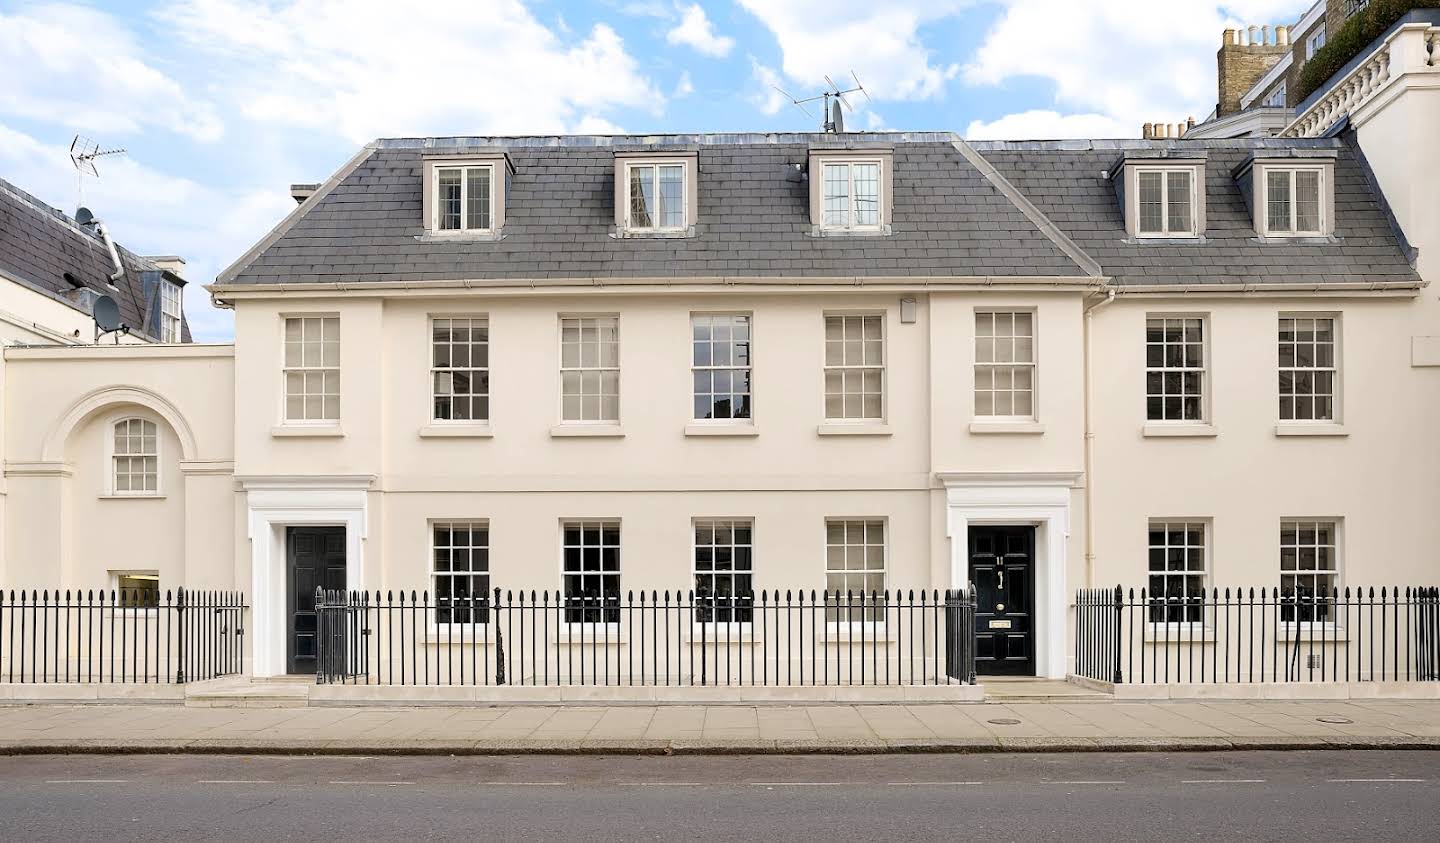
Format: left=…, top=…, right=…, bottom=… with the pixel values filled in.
left=831, top=100, right=845, bottom=133
left=92, top=295, right=122, bottom=332
left=75, top=207, right=95, bottom=227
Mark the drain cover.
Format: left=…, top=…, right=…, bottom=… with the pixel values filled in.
left=1316, top=716, right=1354, bottom=724
left=987, top=718, right=1022, bottom=725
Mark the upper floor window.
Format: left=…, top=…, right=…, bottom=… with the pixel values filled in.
left=432, top=317, right=489, bottom=423
left=692, top=314, right=752, bottom=421
left=159, top=280, right=182, bottom=342
left=1306, top=29, right=1326, bottom=59
left=1279, top=315, right=1337, bottom=422
left=1145, top=316, right=1206, bottom=422
left=820, top=160, right=882, bottom=230
left=1261, top=82, right=1287, bottom=109
left=434, top=165, right=494, bottom=232
left=1135, top=168, right=1196, bottom=237
left=974, top=311, right=1035, bottom=420
left=824, top=314, right=883, bottom=421
left=1263, top=168, right=1324, bottom=236
left=111, top=417, right=158, bottom=495
left=283, top=316, right=339, bottom=423
left=560, top=315, right=619, bottom=423
left=624, top=161, right=687, bottom=232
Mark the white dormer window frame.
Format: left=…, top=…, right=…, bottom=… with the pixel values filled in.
left=817, top=158, right=885, bottom=232
left=1257, top=164, right=1329, bottom=237
left=621, top=158, right=690, bottom=233
left=159, top=278, right=182, bottom=342
left=421, top=154, right=510, bottom=237
left=1132, top=166, right=1201, bottom=239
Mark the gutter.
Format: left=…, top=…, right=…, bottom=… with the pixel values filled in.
left=1081, top=288, right=1117, bottom=589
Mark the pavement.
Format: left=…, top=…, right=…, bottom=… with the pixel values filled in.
left=6, top=699, right=1440, bottom=754
left=3, top=751, right=1439, bottom=840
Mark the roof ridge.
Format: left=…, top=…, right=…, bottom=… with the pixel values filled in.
left=948, top=139, right=1104, bottom=279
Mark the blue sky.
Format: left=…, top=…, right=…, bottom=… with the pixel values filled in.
left=0, top=0, right=1309, bottom=341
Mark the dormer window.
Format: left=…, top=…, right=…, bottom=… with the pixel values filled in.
left=807, top=147, right=894, bottom=236
left=159, top=278, right=182, bottom=342
left=422, top=153, right=511, bottom=237
left=1264, top=167, right=1324, bottom=236
left=1136, top=168, right=1196, bottom=237
left=625, top=161, right=686, bottom=231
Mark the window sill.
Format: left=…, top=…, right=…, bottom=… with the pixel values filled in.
left=1142, top=422, right=1217, bottom=438
left=684, top=424, right=758, bottom=437
left=99, top=494, right=167, bottom=501
left=1143, top=625, right=1217, bottom=643
left=550, top=424, right=625, bottom=438
left=1126, top=235, right=1208, bottom=245
left=271, top=425, right=344, bottom=438
left=1274, top=423, right=1347, bottom=437
left=415, top=230, right=503, bottom=243
left=816, top=422, right=892, bottom=437
left=418, top=424, right=493, bottom=439
left=808, top=224, right=892, bottom=238
left=612, top=226, right=695, bottom=239
left=969, top=421, right=1044, bottom=435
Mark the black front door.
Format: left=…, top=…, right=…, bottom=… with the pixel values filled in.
left=287, top=526, right=347, bottom=675
left=969, top=526, right=1036, bottom=676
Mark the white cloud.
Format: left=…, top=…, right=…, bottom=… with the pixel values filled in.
left=737, top=0, right=966, bottom=103
left=965, top=109, right=1132, bottom=140
left=573, top=115, right=627, bottom=134
left=0, top=4, right=222, bottom=141
left=0, top=122, right=293, bottom=341
left=157, top=0, right=664, bottom=143
left=748, top=59, right=791, bottom=116
left=666, top=3, right=735, bottom=57
left=675, top=70, right=696, bottom=98
left=964, top=0, right=1311, bottom=137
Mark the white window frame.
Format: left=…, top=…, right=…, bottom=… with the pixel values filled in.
left=691, top=312, right=753, bottom=424
left=430, top=164, right=496, bottom=233
left=823, top=312, right=885, bottom=423
left=621, top=159, right=689, bottom=233
left=159, top=279, right=183, bottom=343
left=818, top=159, right=885, bottom=232
left=1306, top=29, right=1326, bottom=59
left=561, top=519, right=621, bottom=628
left=1261, top=82, right=1287, bottom=109
left=1133, top=166, right=1199, bottom=238
left=430, top=520, right=491, bottom=627
left=974, top=309, right=1037, bottom=422
left=281, top=315, right=340, bottom=424
left=1145, top=315, right=1208, bottom=423
left=1280, top=518, right=1342, bottom=628
left=106, top=416, right=160, bottom=497
left=824, top=518, right=888, bottom=626
left=1278, top=313, right=1340, bottom=423
left=692, top=518, right=755, bottom=627
left=1260, top=166, right=1326, bottom=237
left=1146, top=520, right=1210, bottom=628
left=430, top=315, right=490, bottom=424
left=558, top=314, right=620, bottom=425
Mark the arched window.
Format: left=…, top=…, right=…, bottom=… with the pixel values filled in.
left=112, top=418, right=158, bottom=495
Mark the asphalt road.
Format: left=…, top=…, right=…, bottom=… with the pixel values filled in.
left=1, top=751, right=1437, bottom=841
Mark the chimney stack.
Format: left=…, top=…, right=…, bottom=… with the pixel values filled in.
left=1216, top=23, right=1289, bottom=117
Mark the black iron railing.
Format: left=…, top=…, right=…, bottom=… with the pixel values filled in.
left=316, top=588, right=977, bottom=687
left=0, top=588, right=247, bottom=684
left=1075, top=586, right=1440, bottom=684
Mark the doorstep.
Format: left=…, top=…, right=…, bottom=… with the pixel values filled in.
left=1068, top=675, right=1440, bottom=701
left=983, top=677, right=1113, bottom=704
left=184, top=676, right=311, bottom=709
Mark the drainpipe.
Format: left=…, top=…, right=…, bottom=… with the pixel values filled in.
left=1082, top=287, right=1116, bottom=589
left=93, top=220, right=127, bottom=284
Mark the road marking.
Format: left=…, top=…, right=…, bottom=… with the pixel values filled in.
left=1326, top=778, right=1426, bottom=783
left=45, top=779, right=128, bottom=784
left=887, top=781, right=985, bottom=786
left=198, top=780, right=275, bottom=785
left=327, top=780, right=414, bottom=786
left=477, top=781, right=567, bottom=786
left=751, top=782, right=849, bottom=787
left=620, top=782, right=705, bottom=787
left=1050, top=781, right=1126, bottom=785
left=1182, top=779, right=1266, bottom=784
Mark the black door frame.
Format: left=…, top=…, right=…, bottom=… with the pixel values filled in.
left=968, top=524, right=1037, bottom=677
left=285, top=525, right=348, bottom=675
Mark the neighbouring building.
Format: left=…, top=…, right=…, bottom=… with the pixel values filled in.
left=1, top=19, right=1437, bottom=687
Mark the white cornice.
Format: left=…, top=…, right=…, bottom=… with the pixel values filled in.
left=235, top=474, right=377, bottom=491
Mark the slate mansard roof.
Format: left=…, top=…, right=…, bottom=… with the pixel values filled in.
left=0, top=176, right=191, bottom=341
left=220, top=132, right=1419, bottom=289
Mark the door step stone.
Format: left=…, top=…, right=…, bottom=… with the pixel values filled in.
left=184, top=677, right=311, bottom=708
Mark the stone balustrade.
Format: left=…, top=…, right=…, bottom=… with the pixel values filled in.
left=1285, top=24, right=1440, bottom=138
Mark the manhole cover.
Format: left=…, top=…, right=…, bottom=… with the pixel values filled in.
left=987, top=718, right=1022, bottom=725
left=1316, top=716, right=1354, bottom=724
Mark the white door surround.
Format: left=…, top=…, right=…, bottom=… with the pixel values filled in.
left=939, top=471, right=1081, bottom=680
left=239, top=475, right=374, bottom=678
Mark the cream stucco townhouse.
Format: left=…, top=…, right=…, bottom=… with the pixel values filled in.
left=2, top=19, right=1437, bottom=694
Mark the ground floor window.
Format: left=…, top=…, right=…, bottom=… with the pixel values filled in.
left=432, top=521, right=489, bottom=624
left=563, top=520, right=620, bottom=623
left=693, top=519, right=753, bottom=622
left=1147, top=521, right=1207, bottom=623
left=110, top=571, right=160, bottom=608
left=825, top=519, right=885, bottom=621
left=1280, top=520, right=1339, bottom=623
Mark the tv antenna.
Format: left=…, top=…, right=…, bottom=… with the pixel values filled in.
left=69, top=135, right=126, bottom=207
left=772, top=71, right=871, bottom=133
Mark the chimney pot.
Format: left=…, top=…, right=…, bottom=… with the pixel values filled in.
left=1142, top=122, right=1153, bottom=138
left=1277, top=25, right=1290, bottom=47
left=1223, top=27, right=1236, bottom=46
